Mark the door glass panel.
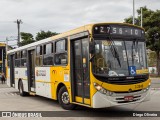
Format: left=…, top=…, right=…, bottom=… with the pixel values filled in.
left=73, top=40, right=83, bottom=97
left=72, top=38, right=90, bottom=99
left=28, top=50, right=35, bottom=89
left=10, top=55, right=15, bottom=86
left=82, top=39, right=90, bottom=98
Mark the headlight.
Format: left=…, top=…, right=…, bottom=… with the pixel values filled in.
left=94, top=83, right=113, bottom=96
left=149, top=82, right=151, bottom=86
left=143, top=84, right=150, bottom=92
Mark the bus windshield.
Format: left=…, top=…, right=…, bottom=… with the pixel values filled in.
left=93, top=39, right=147, bottom=76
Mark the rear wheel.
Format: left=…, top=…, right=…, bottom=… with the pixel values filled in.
left=58, top=86, right=76, bottom=110
left=19, top=81, right=28, bottom=96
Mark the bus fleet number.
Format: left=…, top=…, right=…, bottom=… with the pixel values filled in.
left=135, top=84, right=143, bottom=89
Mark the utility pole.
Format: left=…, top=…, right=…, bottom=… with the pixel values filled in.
left=15, top=19, right=22, bottom=47
left=133, top=0, right=135, bottom=25
left=6, top=37, right=8, bottom=51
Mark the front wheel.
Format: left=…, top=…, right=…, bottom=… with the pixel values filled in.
left=58, top=86, right=76, bottom=110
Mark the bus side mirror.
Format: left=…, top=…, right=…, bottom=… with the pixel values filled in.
left=89, top=42, right=95, bottom=54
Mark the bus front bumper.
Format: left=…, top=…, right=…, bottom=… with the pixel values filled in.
left=92, top=88, right=150, bottom=108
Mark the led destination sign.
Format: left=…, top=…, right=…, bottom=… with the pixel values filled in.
left=93, top=25, right=145, bottom=37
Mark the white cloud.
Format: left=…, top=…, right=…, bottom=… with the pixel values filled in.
left=0, top=0, right=159, bottom=45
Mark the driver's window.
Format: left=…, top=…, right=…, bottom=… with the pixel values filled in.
left=94, top=41, right=110, bottom=74
left=95, top=44, right=100, bottom=54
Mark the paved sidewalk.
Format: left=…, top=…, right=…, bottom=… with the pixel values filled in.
left=150, top=77, right=160, bottom=80
left=150, top=78, right=160, bottom=89
left=0, top=83, right=9, bottom=88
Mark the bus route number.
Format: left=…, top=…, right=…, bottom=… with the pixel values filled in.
left=99, top=26, right=110, bottom=33
left=135, top=84, right=143, bottom=89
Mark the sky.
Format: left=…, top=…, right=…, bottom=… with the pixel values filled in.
left=0, top=0, right=160, bottom=46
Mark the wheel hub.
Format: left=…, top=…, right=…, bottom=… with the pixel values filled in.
left=61, top=92, right=69, bottom=104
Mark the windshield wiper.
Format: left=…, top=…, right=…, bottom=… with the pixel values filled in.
left=89, top=54, right=95, bottom=62
left=132, top=39, right=139, bottom=65
left=108, top=36, right=121, bottom=67
left=132, top=40, right=135, bottom=66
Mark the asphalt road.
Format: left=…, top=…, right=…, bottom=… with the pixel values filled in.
left=151, top=78, right=160, bottom=89
left=0, top=78, right=159, bottom=120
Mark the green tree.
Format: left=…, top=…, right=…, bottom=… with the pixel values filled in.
left=19, top=32, right=35, bottom=46
left=124, top=7, right=160, bottom=76
left=145, top=10, right=160, bottom=75
left=136, top=6, right=154, bottom=30
left=124, top=6, right=154, bottom=27
left=35, top=30, right=58, bottom=41
left=148, top=51, right=157, bottom=67
left=124, top=17, right=139, bottom=26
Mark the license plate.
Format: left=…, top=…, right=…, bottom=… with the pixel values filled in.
left=124, top=96, right=134, bottom=101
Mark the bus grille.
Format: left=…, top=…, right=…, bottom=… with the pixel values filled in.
left=117, top=99, right=140, bottom=103
left=114, top=89, right=142, bottom=93
left=115, top=95, right=141, bottom=103
left=107, top=78, right=147, bottom=85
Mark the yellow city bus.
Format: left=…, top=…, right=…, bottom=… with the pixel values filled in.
left=0, top=43, right=6, bottom=75
left=7, top=23, right=150, bottom=110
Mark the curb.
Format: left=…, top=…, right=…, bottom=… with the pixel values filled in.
left=151, top=88, right=160, bottom=90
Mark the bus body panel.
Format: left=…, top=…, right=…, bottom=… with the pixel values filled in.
left=50, top=66, right=71, bottom=100
left=15, top=78, right=19, bottom=90
left=35, top=67, right=52, bottom=98
left=7, top=68, right=11, bottom=87
left=102, top=79, right=150, bottom=92
left=14, top=68, right=28, bottom=90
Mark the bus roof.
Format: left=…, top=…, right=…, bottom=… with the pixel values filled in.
left=0, top=43, right=6, bottom=47
left=7, top=22, right=143, bottom=54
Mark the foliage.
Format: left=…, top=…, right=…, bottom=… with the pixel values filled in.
left=148, top=51, right=156, bottom=67
left=124, top=17, right=139, bottom=26
left=124, top=6, right=154, bottom=28
left=35, top=30, right=58, bottom=41
left=19, top=30, right=59, bottom=46
left=19, top=32, right=35, bottom=46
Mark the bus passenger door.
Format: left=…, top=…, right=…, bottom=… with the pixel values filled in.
left=28, top=50, right=35, bottom=92
left=10, top=55, right=15, bottom=87
left=71, top=38, right=90, bottom=105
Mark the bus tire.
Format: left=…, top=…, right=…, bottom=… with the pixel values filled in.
left=58, top=86, right=76, bottom=110
left=19, top=81, right=27, bottom=96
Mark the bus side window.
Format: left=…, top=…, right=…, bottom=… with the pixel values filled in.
left=55, top=39, right=67, bottom=65
left=36, top=46, right=43, bottom=66
left=21, top=50, right=27, bottom=67
left=43, top=43, right=54, bottom=65
left=7, top=55, right=10, bottom=67
left=43, top=45, right=46, bottom=55
left=15, top=52, right=21, bottom=67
